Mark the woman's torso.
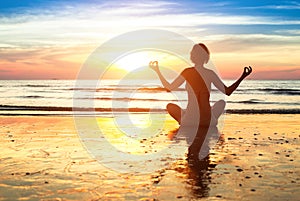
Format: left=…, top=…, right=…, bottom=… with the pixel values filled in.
left=181, top=67, right=212, bottom=125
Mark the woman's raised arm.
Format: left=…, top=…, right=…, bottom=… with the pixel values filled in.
left=149, top=61, right=185, bottom=91
left=211, top=66, right=252, bottom=96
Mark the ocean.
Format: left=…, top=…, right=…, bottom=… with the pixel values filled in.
left=0, top=79, right=299, bottom=115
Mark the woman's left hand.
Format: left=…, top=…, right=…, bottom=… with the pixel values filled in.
left=242, top=66, right=252, bottom=78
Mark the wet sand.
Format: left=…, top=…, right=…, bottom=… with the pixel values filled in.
left=0, top=114, right=299, bottom=200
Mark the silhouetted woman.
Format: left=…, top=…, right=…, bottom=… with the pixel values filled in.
left=149, top=43, right=252, bottom=128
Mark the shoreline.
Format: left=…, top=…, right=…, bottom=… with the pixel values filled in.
left=0, top=108, right=299, bottom=116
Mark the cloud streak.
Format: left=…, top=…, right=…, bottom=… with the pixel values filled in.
left=1, top=2, right=300, bottom=49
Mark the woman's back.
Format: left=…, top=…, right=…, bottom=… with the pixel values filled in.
left=181, top=67, right=211, bottom=126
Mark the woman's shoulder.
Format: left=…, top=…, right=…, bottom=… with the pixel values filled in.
left=181, top=67, right=217, bottom=78
left=181, top=67, right=194, bottom=75
left=183, top=67, right=194, bottom=71
left=201, top=67, right=217, bottom=76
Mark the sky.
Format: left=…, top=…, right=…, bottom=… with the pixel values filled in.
left=0, top=0, right=299, bottom=79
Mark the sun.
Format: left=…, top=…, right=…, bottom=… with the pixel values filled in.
left=113, top=51, right=152, bottom=72
left=111, top=50, right=190, bottom=74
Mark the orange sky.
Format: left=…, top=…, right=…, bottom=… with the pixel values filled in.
left=1, top=44, right=299, bottom=80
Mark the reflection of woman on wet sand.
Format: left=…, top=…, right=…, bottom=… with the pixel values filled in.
left=149, top=43, right=252, bottom=127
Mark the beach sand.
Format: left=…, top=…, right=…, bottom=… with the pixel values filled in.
left=0, top=114, right=299, bottom=200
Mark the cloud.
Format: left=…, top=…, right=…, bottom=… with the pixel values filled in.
left=1, top=0, right=300, bottom=48
left=241, top=2, right=300, bottom=10
left=274, top=29, right=300, bottom=35
left=253, top=68, right=300, bottom=80
left=202, top=33, right=300, bottom=55
left=0, top=69, right=11, bottom=73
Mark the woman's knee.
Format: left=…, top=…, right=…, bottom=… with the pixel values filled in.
left=217, top=99, right=226, bottom=108
left=212, top=99, right=226, bottom=118
left=166, top=103, right=178, bottom=111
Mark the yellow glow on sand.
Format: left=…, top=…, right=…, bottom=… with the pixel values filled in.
left=97, top=115, right=173, bottom=155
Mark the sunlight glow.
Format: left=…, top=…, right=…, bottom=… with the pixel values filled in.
left=113, top=50, right=189, bottom=72
left=113, top=50, right=184, bottom=72
left=114, top=51, right=154, bottom=71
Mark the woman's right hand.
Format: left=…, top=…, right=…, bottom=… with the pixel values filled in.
left=149, top=61, right=159, bottom=72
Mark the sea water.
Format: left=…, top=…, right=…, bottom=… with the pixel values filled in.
left=0, top=79, right=299, bottom=115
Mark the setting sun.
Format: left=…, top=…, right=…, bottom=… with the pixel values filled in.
left=112, top=50, right=190, bottom=73
left=114, top=51, right=159, bottom=72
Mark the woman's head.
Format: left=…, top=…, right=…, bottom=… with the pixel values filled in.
left=190, top=43, right=210, bottom=65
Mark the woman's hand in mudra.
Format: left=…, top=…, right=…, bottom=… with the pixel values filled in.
left=242, top=66, right=252, bottom=78
left=149, top=61, right=159, bottom=72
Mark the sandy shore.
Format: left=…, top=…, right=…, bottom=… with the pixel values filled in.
left=0, top=114, right=299, bottom=200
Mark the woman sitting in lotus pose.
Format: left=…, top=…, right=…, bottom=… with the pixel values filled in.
left=149, top=43, right=252, bottom=128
